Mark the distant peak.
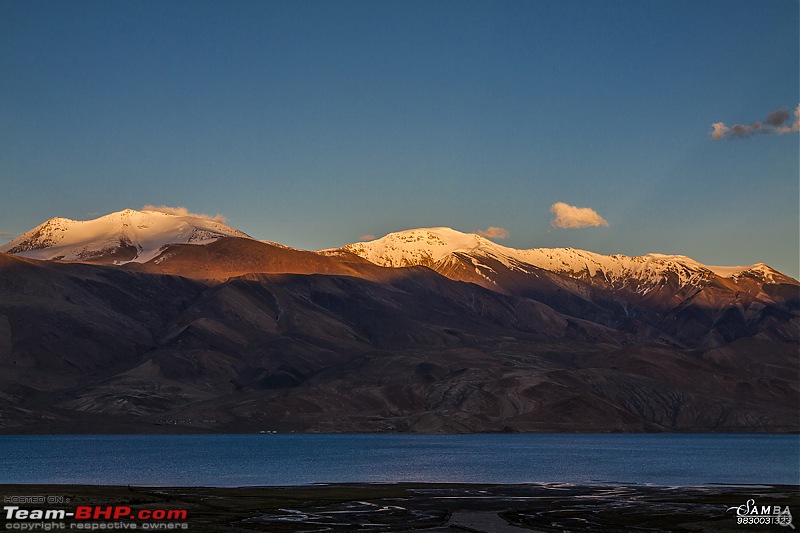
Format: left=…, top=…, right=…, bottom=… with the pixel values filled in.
left=0, top=208, right=253, bottom=264
left=340, top=227, right=794, bottom=286
left=344, top=227, right=494, bottom=266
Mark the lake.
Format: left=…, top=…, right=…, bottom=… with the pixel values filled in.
left=0, top=434, right=796, bottom=487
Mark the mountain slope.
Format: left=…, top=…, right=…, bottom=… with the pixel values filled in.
left=339, top=228, right=800, bottom=348
left=129, top=237, right=392, bottom=282
left=0, top=209, right=252, bottom=265
left=1, top=253, right=796, bottom=434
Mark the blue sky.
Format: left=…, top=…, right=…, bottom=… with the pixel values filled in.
left=1, top=0, right=798, bottom=277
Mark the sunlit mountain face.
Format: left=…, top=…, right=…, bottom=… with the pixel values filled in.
left=1, top=210, right=797, bottom=434
left=0, top=208, right=252, bottom=264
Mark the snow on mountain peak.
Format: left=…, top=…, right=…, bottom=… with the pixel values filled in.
left=3, top=214, right=789, bottom=286
left=0, top=208, right=252, bottom=263
left=342, top=227, right=497, bottom=267
left=342, top=227, right=785, bottom=287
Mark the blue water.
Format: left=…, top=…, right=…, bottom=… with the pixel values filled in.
left=0, top=434, right=797, bottom=487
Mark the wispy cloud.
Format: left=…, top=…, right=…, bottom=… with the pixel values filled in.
left=550, top=202, right=609, bottom=229
left=358, top=233, right=376, bottom=241
left=0, top=231, right=15, bottom=237
left=476, top=226, right=510, bottom=240
left=711, top=104, right=800, bottom=140
left=142, top=205, right=227, bottom=223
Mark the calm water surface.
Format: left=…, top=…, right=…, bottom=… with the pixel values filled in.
left=0, top=434, right=796, bottom=486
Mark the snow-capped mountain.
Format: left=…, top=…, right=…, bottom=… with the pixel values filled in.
left=2, top=212, right=793, bottom=294
left=1, top=218, right=797, bottom=433
left=338, top=227, right=799, bottom=349
left=0, top=208, right=252, bottom=264
left=341, top=227, right=790, bottom=290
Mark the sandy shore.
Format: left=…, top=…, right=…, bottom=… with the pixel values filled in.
left=1, top=483, right=797, bottom=532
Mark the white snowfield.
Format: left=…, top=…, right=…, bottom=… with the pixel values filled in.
left=342, top=227, right=781, bottom=285
left=0, top=208, right=252, bottom=264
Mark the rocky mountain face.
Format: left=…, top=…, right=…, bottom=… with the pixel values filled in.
left=0, top=213, right=797, bottom=433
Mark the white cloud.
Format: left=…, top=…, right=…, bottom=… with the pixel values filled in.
left=710, top=122, right=730, bottom=140
left=711, top=104, right=800, bottom=140
left=776, top=104, right=800, bottom=135
left=476, top=226, right=510, bottom=239
left=142, top=205, right=227, bottom=223
left=550, top=202, right=609, bottom=229
left=358, top=233, right=376, bottom=241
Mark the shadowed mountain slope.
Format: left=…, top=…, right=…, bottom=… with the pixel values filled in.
left=0, top=252, right=796, bottom=434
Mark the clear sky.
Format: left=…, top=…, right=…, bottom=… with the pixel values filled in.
left=1, top=0, right=798, bottom=278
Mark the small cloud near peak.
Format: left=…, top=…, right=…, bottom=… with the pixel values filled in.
left=550, top=202, right=609, bottom=229
left=358, top=233, right=376, bottom=241
left=711, top=104, right=800, bottom=140
left=142, top=205, right=227, bottom=223
left=476, top=226, right=510, bottom=240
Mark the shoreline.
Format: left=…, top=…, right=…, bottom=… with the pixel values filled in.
left=3, top=429, right=800, bottom=434
left=2, top=483, right=797, bottom=532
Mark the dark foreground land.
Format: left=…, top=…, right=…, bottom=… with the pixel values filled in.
left=1, top=483, right=798, bottom=532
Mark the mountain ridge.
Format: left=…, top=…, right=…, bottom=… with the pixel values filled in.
left=4, top=210, right=796, bottom=352
left=0, top=208, right=800, bottom=433
left=3, top=210, right=793, bottom=284
left=340, top=227, right=791, bottom=286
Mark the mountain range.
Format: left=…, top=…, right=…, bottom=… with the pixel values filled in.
left=1, top=209, right=797, bottom=433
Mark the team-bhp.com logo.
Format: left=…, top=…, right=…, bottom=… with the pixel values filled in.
left=727, top=498, right=794, bottom=529
left=4, top=504, right=189, bottom=530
